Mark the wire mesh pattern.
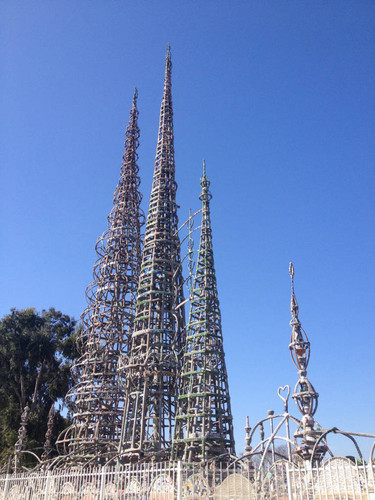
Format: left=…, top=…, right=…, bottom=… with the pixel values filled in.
left=118, top=46, right=186, bottom=461
left=172, top=162, right=235, bottom=463
left=56, top=90, right=144, bottom=463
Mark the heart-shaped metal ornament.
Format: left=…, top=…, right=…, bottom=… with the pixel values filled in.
left=277, top=385, right=290, bottom=412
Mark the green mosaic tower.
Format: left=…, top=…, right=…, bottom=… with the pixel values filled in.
left=172, top=162, right=235, bottom=463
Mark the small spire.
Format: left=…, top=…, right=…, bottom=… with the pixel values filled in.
left=165, top=44, right=172, bottom=80
left=289, top=261, right=294, bottom=282
left=200, top=159, right=211, bottom=196
left=289, top=261, right=299, bottom=322
left=127, top=88, right=139, bottom=134
left=288, top=264, right=316, bottom=413
left=287, top=263, right=324, bottom=463
left=41, top=405, right=55, bottom=462
left=157, top=44, right=173, bottom=152
left=133, top=87, right=138, bottom=105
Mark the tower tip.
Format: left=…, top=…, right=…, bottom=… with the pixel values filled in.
left=289, top=262, right=298, bottom=319
left=164, top=44, right=172, bottom=81
left=289, top=262, right=294, bottom=279
left=199, top=160, right=211, bottom=197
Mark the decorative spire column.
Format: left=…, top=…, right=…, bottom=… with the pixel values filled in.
left=172, top=162, right=235, bottom=463
left=57, top=90, right=144, bottom=462
left=119, top=46, right=185, bottom=461
left=289, top=262, right=326, bottom=463
left=41, top=405, right=55, bottom=462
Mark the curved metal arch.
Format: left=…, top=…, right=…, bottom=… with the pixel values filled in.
left=311, top=428, right=365, bottom=466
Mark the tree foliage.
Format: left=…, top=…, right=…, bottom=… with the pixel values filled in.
left=0, top=308, right=79, bottom=466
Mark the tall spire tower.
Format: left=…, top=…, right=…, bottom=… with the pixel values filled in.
left=172, top=162, right=235, bottom=463
left=57, top=91, right=144, bottom=462
left=119, top=46, right=185, bottom=461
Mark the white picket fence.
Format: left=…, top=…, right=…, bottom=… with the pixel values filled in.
left=0, top=458, right=374, bottom=499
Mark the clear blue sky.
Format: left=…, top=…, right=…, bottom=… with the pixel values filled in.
left=1, top=1, right=374, bottom=458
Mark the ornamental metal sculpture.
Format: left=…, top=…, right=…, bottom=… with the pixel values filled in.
left=237, top=263, right=329, bottom=474
left=118, top=46, right=185, bottom=462
left=14, top=406, right=30, bottom=472
left=239, top=264, right=375, bottom=481
left=172, top=162, right=235, bottom=464
left=288, top=262, right=326, bottom=463
left=41, top=405, right=55, bottom=462
left=56, top=90, right=144, bottom=463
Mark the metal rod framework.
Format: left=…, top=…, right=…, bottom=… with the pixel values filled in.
left=118, top=46, right=186, bottom=462
left=172, top=161, right=236, bottom=464
left=56, top=90, right=144, bottom=464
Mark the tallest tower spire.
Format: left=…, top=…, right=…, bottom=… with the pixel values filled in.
left=155, top=44, right=174, bottom=175
left=120, top=47, right=185, bottom=461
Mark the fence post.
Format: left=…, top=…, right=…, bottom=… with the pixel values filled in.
left=367, top=461, right=375, bottom=499
left=43, top=470, right=52, bottom=500
left=177, top=461, right=182, bottom=500
left=99, top=466, right=106, bottom=500
left=2, top=473, right=11, bottom=500
left=286, top=463, right=293, bottom=500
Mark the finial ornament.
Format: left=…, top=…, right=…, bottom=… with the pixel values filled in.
left=289, top=262, right=299, bottom=320
left=289, top=262, right=295, bottom=303
left=289, top=261, right=294, bottom=279
left=200, top=160, right=211, bottom=198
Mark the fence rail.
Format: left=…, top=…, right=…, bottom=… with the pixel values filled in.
left=1, top=458, right=374, bottom=499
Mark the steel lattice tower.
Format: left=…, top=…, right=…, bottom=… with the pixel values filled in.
left=172, top=162, right=235, bottom=464
left=119, top=46, right=185, bottom=461
left=57, top=91, right=144, bottom=462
